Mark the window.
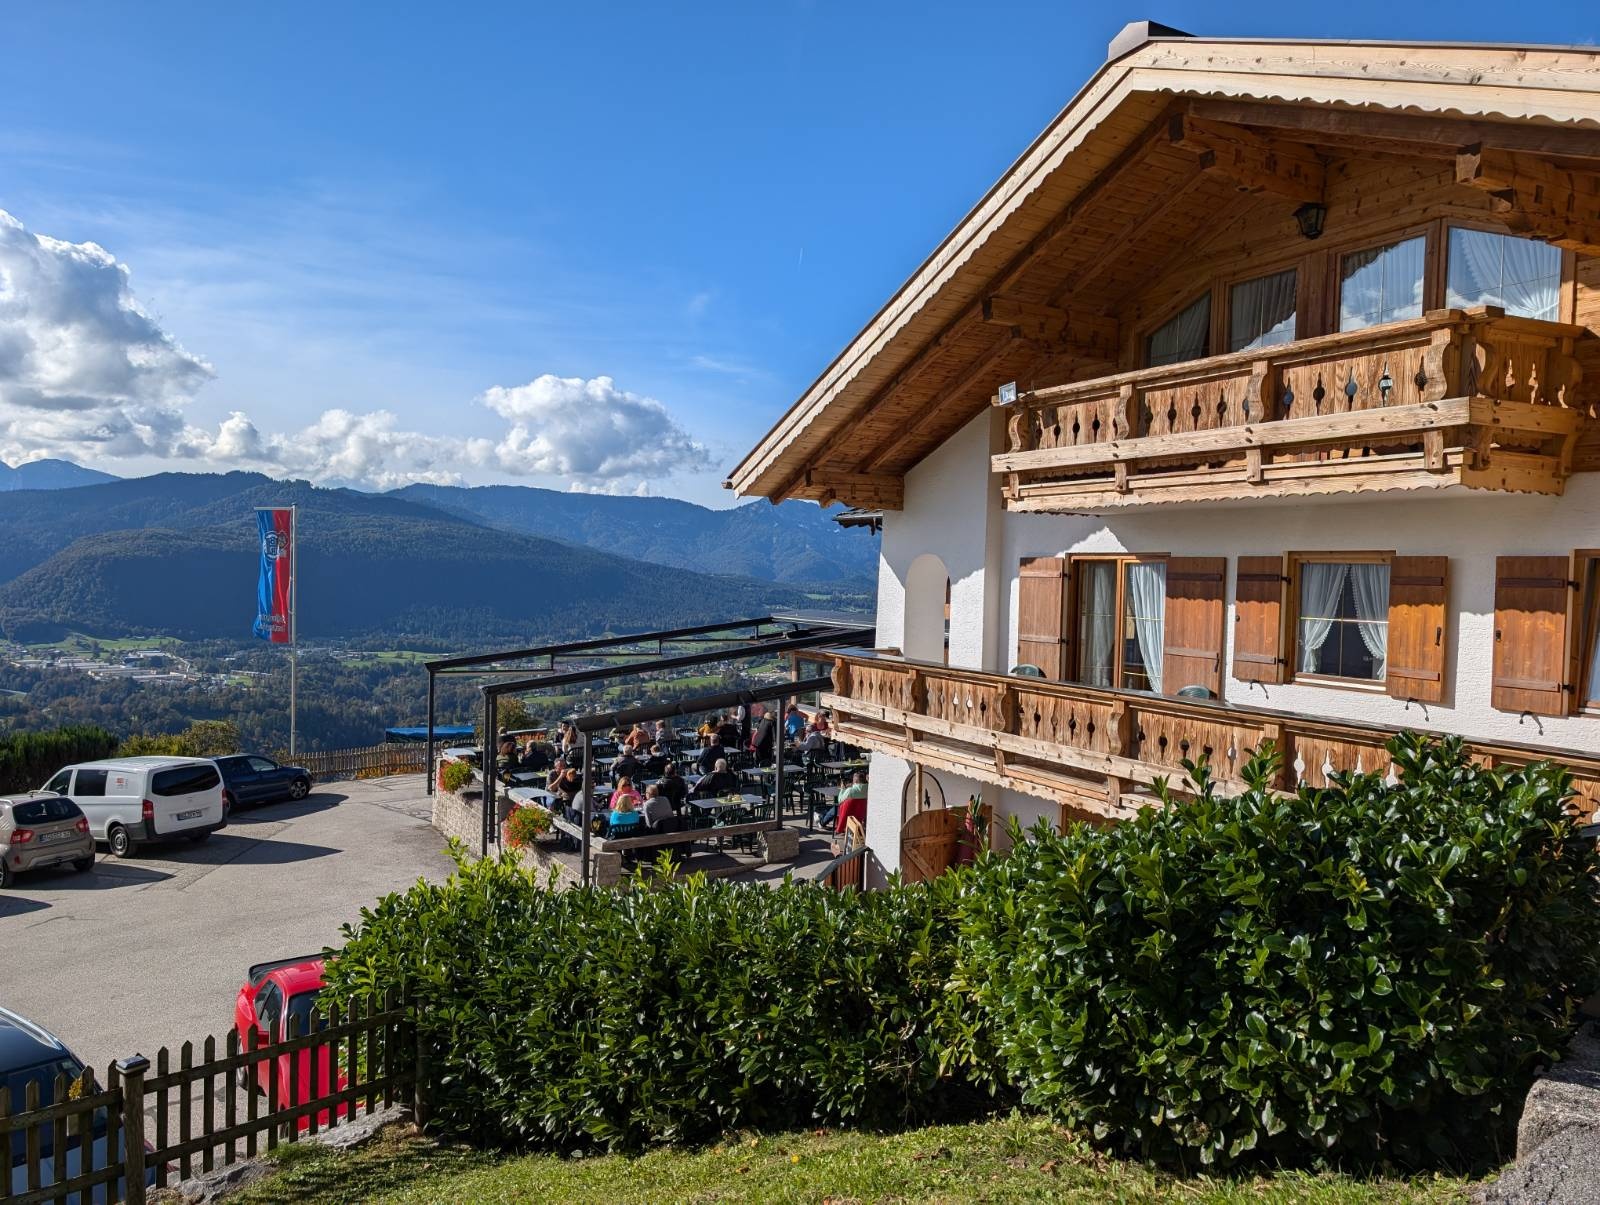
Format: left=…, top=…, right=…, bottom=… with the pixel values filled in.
left=1446, top=228, right=1562, bottom=321
left=72, top=768, right=108, bottom=797
left=1338, top=236, right=1425, bottom=331
left=1580, top=556, right=1600, bottom=713
left=1146, top=294, right=1210, bottom=367
left=248, top=757, right=278, bottom=773
left=42, top=770, right=69, bottom=795
left=1074, top=558, right=1166, bottom=692
left=254, top=982, right=283, bottom=1033
left=151, top=764, right=222, bottom=796
left=1293, top=558, right=1391, bottom=683
left=1228, top=268, right=1297, bottom=352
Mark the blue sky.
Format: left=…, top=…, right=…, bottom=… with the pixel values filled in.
left=0, top=2, right=1593, bottom=505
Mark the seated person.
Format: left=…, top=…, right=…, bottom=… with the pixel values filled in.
left=716, top=715, right=742, bottom=751
left=611, top=748, right=644, bottom=784
left=653, top=719, right=676, bottom=746
left=642, top=744, right=671, bottom=777
left=656, top=762, right=688, bottom=811
left=821, top=771, right=868, bottom=831
left=640, top=783, right=677, bottom=831
left=518, top=739, right=553, bottom=772
left=783, top=703, right=807, bottom=743
left=608, top=790, right=643, bottom=833
left=696, top=740, right=727, bottom=776
left=809, top=711, right=832, bottom=737
left=624, top=724, right=653, bottom=752
left=495, top=735, right=518, bottom=766
left=549, top=764, right=581, bottom=807
left=697, top=715, right=718, bottom=740
left=691, top=759, right=741, bottom=800
left=798, top=728, right=830, bottom=761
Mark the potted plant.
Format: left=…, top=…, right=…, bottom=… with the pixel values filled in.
left=504, top=802, right=554, bottom=848
left=440, top=759, right=476, bottom=796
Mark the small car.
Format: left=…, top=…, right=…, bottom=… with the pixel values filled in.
left=212, top=755, right=313, bottom=809
left=232, top=955, right=348, bottom=1126
left=0, top=795, right=94, bottom=888
left=2, top=1005, right=156, bottom=1201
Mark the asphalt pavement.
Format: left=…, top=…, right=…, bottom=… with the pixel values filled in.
left=0, top=774, right=454, bottom=1076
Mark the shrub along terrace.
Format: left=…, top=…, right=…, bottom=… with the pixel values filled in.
left=321, top=734, right=1600, bottom=1183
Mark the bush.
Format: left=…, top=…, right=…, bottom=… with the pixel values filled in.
left=324, top=848, right=991, bottom=1151
left=955, top=734, right=1600, bottom=1169
left=503, top=804, right=552, bottom=847
left=0, top=725, right=119, bottom=793
left=440, top=760, right=475, bottom=795
left=118, top=719, right=239, bottom=759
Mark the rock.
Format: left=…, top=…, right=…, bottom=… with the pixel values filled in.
left=759, top=827, right=800, bottom=863
left=172, top=1160, right=271, bottom=1203
left=312, top=1104, right=410, bottom=1151
left=1480, top=1023, right=1600, bottom=1204
left=1517, top=1024, right=1600, bottom=1160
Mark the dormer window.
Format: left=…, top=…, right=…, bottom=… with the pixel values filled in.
left=1446, top=228, right=1562, bottom=321
left=1145, top=294, right=1210, bottom=368
left=1338, top=236, right=1425, bottom=331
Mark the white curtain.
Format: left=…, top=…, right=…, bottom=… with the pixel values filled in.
left=1229, top=268, right=1298, bottom=352
left=1298, top=562, right=1350, bottom=672
left=1124, top=561, right=1166, bottom=694
left=1078, top=562, right=1117, bottom=687
left=1588, top=623, right=1600, bottom=706
left=1447, top=228, right=1561, bottom=322
left=1348, top=563, right=1391, bottom=679
left=1340, top=237, right=1425, bottom=331
left=1147, top=294, right=1210, bottom=367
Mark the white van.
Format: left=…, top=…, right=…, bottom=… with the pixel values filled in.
left=39, top=757, right=228, bottom=858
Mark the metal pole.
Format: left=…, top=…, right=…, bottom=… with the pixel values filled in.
left=425, top=669, right=436, bottom=796
left=482, top=692, right=496, bottom=858
left=289, top=504, right=298, bottom=758
left=773, top=692, right=786, bottom=824
left=580, top=732, right=595, bottom=886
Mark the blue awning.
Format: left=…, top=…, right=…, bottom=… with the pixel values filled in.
left=385, top=725, right=474, bottom=743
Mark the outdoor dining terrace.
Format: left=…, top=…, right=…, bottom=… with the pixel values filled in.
left=823, top=650, right=1600, bottom=827
left=993, top=307, right=1590, bottom=511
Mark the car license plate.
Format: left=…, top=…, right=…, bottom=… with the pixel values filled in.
left=39, top=830, right=72, bottom=844
left=175, top=809, right=205, bottom=821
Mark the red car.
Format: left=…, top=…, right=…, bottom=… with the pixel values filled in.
left=233, top=955, right=348, bottom=1127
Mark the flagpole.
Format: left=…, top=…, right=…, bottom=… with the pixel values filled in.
left=289, top=504, right=298, bottom=758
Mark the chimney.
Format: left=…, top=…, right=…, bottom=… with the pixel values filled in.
left=1107, top=19, right=1193, bottom=61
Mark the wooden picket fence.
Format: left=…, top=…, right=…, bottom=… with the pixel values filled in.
left=280, top=742, right=429, bottom=782
left=0, top=993, right=420, bottom=1204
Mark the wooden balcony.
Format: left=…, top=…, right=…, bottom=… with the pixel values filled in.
left=993, top=307, right=1589, bottom=511
left=823, top=652, right=1600, bottom=825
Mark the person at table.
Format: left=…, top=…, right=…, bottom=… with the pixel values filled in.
left=798, top=727, right=829, bottom=762
left=810, top=710, right=832, bottom=736
left=692, top=758, right=740, bottom=800
left=752, top=710, right=777, bottom=761
left=550, top=763, right=581, bottom=807
left=608, top=784, right=643, bottom=832
left=657, top=761, right=688, bottom=812
left=653, top=719, right=676, bottom=746
left=611, top=746, right=643, bottom=784
left=643, top=743, right=671, bottom=777
left=518, top=738, right=553, bottom=772
left=697, top=715, right=718, bottom=741
left=641, top=783, right=677, bottom=831
left=821, top=772, right=868, bottom=831
left=715, top=713, right=741, bottom=751
left=558, top=721, right=580, bottom=757
left=624, top=723, right=653, bottom=752
left=696, top=737, right=727, bottom=776
left=783, top=703, right=806, bottom=744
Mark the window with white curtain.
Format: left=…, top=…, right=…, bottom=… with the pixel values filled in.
left=1338, top=236, right=1426, bottom=332
left=1581, top=557, right=1600, bottom=712
left=1446, top=228, right=1562, bottom=321
left=1145, top=294, right=1210, bottom=367
left=1294, top=558, right=1390, bottom=683
left=1228, top=268, right=1298, bottom=353
left=1073, top=558, right=1165, bottom=692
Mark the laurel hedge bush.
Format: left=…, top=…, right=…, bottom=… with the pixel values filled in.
left=955, top=734, right=1600, bottom=1169
left=324, top=848, right=990, bottom=1151
left=0, top=724, right=118, bottom=793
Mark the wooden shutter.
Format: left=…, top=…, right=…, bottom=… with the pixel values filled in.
left=1162, top=557, right=1226, bottom=698
left=1017, top=557, right=1070, bottom=679
left=1386, top=556, right=1448, bottom=702
left=1491, top=555, right=1574, bottom=716
left=1233, top=555, right=1286, bottom=684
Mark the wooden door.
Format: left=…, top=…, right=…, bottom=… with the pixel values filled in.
left=901, top=807, right=964, bottom=884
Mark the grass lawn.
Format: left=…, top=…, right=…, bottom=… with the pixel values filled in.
left=26, top=632, right=172, bottom=654
left=233, top=1114, right=1474, bottom=1204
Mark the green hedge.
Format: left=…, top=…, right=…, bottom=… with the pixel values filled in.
left=325, top=851, right=991, bottom=1150
left=0, top=725, right=119, bottom=793
left=956, top=734, right=1600, bottom=1168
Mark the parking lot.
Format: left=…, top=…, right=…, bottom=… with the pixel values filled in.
left=0, top=774, right=454, bottom=1075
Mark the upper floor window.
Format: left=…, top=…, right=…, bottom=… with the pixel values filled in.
left=1228, top=268, right=1297, bottom=353
left=1293, top=556, right=1390, bottom=684
left=1145, top=294, right=1209, bottom=368
left=1338, top=236, right=1425, bottom=332
left=1445, top=228, right=1562, bottom=322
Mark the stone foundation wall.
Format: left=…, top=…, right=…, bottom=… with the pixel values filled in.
left=431, top=786, right=484, bottom=849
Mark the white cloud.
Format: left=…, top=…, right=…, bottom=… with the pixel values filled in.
left=0, top=208, right=712, bottom=492
left=482, top=374, right=709, bottom=482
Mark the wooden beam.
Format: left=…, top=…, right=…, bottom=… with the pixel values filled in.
left=981, top=296, right=1120, bottom=359
left=1456, top=144, right=1600, bottom=253
left=1048, top=162, right=1208, bottom=305
left=1168, top=114, right=1325, bottom=204
left=801, top=468, right=904, bottom=509
left=1188, top=98, right=1600, bottom=166
left=856, top=331, right=1022, bottom=472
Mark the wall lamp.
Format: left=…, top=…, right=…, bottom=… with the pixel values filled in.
left=1294, top=201, right=1328, bottom=240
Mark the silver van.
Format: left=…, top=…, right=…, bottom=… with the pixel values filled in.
left=39, top=758, right=228, bottom=858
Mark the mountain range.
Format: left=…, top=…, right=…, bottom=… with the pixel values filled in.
left=0, top=459, right=119, bottom=491
left=0, top=470, right=876, bottom=645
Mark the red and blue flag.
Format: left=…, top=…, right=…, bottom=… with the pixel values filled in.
left=253, top=508, right=294, bottom=643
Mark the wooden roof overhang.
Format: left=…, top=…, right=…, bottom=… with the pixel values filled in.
left=724, top=32, right=1600, bottom=510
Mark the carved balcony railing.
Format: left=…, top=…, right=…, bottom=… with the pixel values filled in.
left=992, top=307, right=1589, bottom=511
left=824, top=652, right=1600, bottom=826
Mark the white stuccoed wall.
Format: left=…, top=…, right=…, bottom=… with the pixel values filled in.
left=865, top=406, right=1600, bottom=875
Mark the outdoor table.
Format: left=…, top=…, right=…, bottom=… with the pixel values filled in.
left=507, top=787, right=557, bottom=807
left=504, top=769, right=545, bottom=785
left=746, top=764, right=804, bottom=779
left=441, top=746, right=481, bottom=762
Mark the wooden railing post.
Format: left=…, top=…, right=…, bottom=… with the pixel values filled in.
left=1107, top=700, right=1133, bottom=758
left=117, top=1054, right=150, bottom=1205
left=1113, top=382, right=1138, bottom=439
